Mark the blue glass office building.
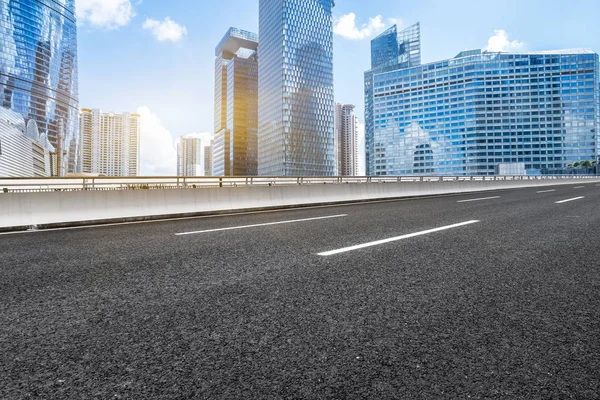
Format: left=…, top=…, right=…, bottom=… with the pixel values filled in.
left=365, top=24, right=600, bottom=176
left=258, top=0, right=335, bottom=176
left=0, top=0, right=79, bottom=175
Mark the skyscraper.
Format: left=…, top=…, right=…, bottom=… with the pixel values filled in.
left=177, top=136, right=206, bottom=177
left=213, top=28, right=259, bottom=176
left=79, top=109, right=140, bottom=177
left=364, top=23, right=421, bottom=176
left=258, top=0, right=335, bottom=176
left=335, top=103, right=359, bottom=176
left=204, top=141, right=213, bottom=177
left=365, top=24, right=600, bottom=176
left=0, top=0, right=79, bottom=176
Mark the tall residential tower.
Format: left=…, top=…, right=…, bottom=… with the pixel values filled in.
left=258, top=0, right=335, bottom=176
left=213, top=28, right=259, bottom=176
left=335, top=103, right=359, bottom=176
left=177, top=136, right=204, bottom=177
left=79, top=109, right=140, bottom=177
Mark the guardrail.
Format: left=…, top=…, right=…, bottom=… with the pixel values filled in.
left=0, top=175, right=597, bottom=194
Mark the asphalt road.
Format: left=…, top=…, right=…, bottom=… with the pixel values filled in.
left=1, top=183, right=600, bottom=399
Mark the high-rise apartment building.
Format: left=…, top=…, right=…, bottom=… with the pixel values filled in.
left=213, top=28, right=259, bottom=176
left=335, top=103, right=359, bottom=176
left=177, top=136, right=207, bottom=177
left=204, top=141, right=213, bottom=176
left=0, top=0, right=79, bottom=176
left=258, top=0, right=335, bottom=176
left=79, top=109, right=140, bottom=177
left=365, top=23, right=600, bottom=176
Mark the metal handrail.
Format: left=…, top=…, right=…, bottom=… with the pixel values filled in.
left=0, top=175, right=598, bottom=194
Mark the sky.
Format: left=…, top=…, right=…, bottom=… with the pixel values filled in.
left=76, top=0, right=600, bottom=175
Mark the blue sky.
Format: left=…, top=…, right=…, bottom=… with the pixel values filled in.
left=77, top=0, right=600, bottom=175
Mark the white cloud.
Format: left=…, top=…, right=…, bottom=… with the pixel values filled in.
left=143, top=17, right=188, bottom=42
left=137, top=106, right=177, bottom=176
left=485, top=29, right=524, bottom=52
left=334, top=13, right=386, bottom=40
left=76, top=0, right=135, bottom=30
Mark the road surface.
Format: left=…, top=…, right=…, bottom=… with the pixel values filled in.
left=1, top=183, right=599, bottom=398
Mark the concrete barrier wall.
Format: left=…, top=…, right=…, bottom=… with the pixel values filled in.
left=1, top=178, right=598, bottom=230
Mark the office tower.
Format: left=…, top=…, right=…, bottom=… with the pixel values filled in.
left=364, top=23, right=421, bottom=176
left=79, top=109, right=140, bottom=177
left=204, top=141, right=213, bottom=176
left=177, top=136, right=205, bottom=177
left=0, top=0, right=79, bottom=176
left=213, top=28, right=259, bottom=176
left=0, top=107, right=52, bottom=177
left=365, top=23, right=600, bottom=176
left=334, top=103, right=359, bottom=176
left=258, top=0, right=335, bottom=176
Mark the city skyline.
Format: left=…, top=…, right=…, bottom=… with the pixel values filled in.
left=76, top=0, right=600, bottom=175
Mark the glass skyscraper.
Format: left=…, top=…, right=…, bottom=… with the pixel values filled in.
left=365, top=23, right=600, bottom=176
left=0, top=0, right=79, bottom=175
left=258, top=0, right=335, bottom=176
left=214, top=27, right=259, bottom=176
left=364, top=23, right=421, bottom=176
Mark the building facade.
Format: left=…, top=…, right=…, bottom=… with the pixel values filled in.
left=177, top=136, right=205, bottom=176
left=366, top=24, right=600, bottom=176
left=204, top=141, right=213, bottom=176
left=335, top=103, right=359, bottom=176
left=0, top=0, right=79, bottom=176
left=213, top=28, right=259, bottom=176
left=364, top=23, right=421, bottom=176
left=258, top=0, right=335, bottom=176
left=0, top=107, right=52, bottom=177
left=79, top=109, right=140, bottom=177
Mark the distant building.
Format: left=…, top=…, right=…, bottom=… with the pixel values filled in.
left=335, top=104, right=359, bottom=176
left=213, top=28, right=259, bottom=176
left=204, top=141, right=213, bottom=176
left=0, top=108, right=52, bottom=177
left=365, top=23, right=600, bottom=176
left=79, top=109, right=140, bottom=177
left=177, top=136, right=205, bottom=176
left=258, top=0, right=336, bottom=176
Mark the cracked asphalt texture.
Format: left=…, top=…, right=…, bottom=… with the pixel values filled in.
left=1, top=183, right=600, bottom=399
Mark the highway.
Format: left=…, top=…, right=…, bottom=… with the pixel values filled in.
left=1, top=183, right=599, bottom=398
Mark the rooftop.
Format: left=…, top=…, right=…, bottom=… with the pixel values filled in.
left=215, top=27, right=258, bottom=57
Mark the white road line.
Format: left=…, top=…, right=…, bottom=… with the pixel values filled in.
left=574, top=186, right=586, bottom=189
left=556, top=197, right=585, bottom=204
left=456, top=196, right=500, bottom=203
left=176, top=214, right=348, bottom=236
left=317, top=220, right=480, bottom=257
left=537, top=189, right=556, bottom=193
